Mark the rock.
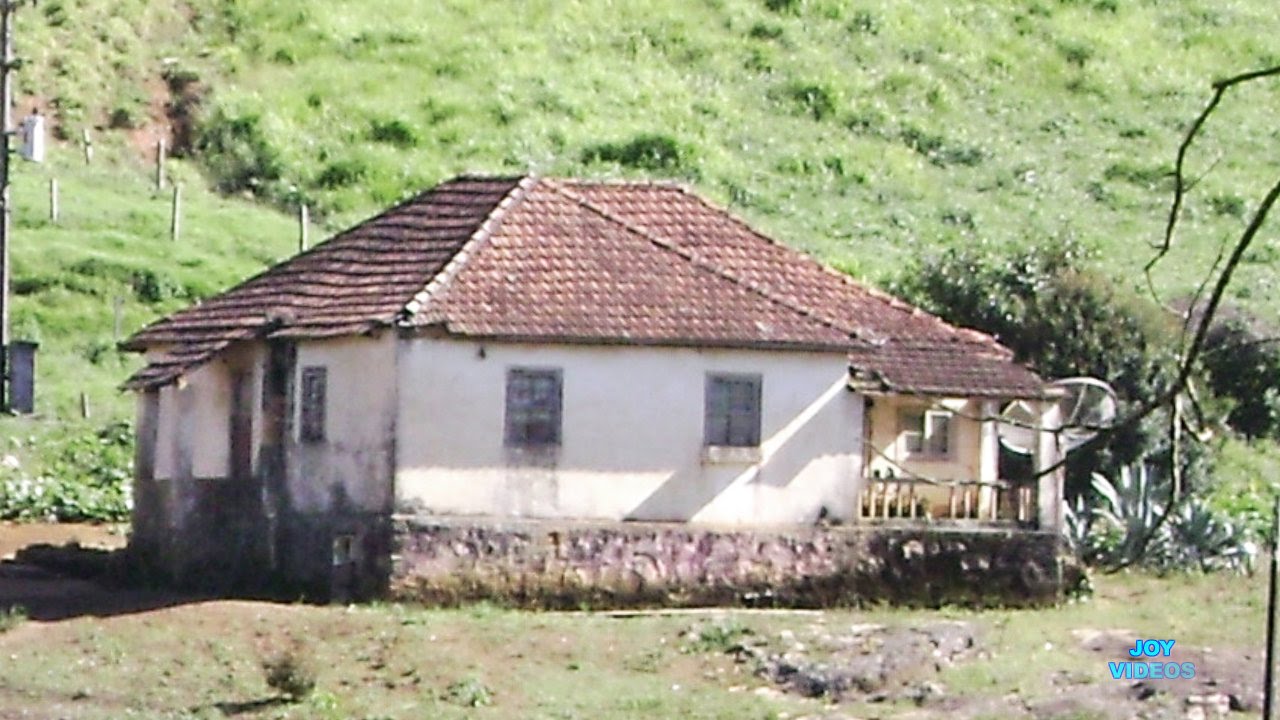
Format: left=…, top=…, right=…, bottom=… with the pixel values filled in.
left=1185, top=693, right=1230, bottom=717
left=1229, top=692, right=1258, bottom=712
left=908, top=680, right=946, bottom=706
left=754, top=686, right=784, bottom=699
left=1128, top=681, right=1157, bottom=701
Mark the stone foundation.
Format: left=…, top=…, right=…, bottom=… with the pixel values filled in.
left=390, top=515, right=1065, bottom=609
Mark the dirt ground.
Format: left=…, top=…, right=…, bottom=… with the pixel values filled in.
left=0, top=523, right=1268, bottom=719
left=0, top=522, right=126, bottom=560
left=0, top=522, right=193, bottom=621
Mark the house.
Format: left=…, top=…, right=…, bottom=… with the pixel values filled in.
left=121, top=175, right=1063, bottom=601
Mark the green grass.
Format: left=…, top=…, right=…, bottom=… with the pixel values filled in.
left=2, top=151, right=297, bottom=421
left=169, top=0, right=1280, bottom=304
left=0, top=0, right=1278, bottom=463
left=0, top=571, right=1264, bottom=718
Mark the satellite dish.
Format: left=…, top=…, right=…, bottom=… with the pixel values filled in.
left=997, top=399, right=1040, bottom=455
left=996, top=377, right=1118, bottom=455
left=1051, top=377, right=1118, bottom=452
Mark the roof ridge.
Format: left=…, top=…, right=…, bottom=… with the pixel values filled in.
left=545, top=179, right=863, bottom=347
left=398, top=175, right=537, bottom=323
left=671, top=185, right=1009, bottom=350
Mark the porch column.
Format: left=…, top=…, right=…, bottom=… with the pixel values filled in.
left=978, top=399, right=999, bottom=518
left=1035, top=400, right=1064, bottom=531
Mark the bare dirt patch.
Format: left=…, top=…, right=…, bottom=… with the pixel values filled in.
left=0, top=522, right=192, bottom=621
left=0, top=522, right=124, bottom=560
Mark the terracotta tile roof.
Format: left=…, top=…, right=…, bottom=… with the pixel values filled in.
left=123, top=175, right=1046, bottom=398
left=121, top=176, right=526, bottom=389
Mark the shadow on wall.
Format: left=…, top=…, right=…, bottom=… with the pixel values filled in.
left=626, top=381, right=854, bottom=522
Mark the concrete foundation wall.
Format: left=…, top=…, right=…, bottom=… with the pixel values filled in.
left=390, top=516, right=1065, bottom=608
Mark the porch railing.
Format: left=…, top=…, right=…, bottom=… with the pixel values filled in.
left=858, top=477, right=1036, bottom=524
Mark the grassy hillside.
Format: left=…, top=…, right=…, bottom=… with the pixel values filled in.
left=127, top=1, right=1280, bottom=296
left=1, top=0, right=1278, bottom=456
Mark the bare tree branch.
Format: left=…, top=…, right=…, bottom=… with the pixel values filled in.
left=1143, top=64, right=1280, bottom=288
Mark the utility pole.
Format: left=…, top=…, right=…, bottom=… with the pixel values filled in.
left=0, top=1, right=16, bottom=412
left=0, top=0, right=32, bottom=412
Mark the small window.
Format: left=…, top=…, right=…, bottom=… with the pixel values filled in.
left=505, top=368, right=562, bottom=448
left=300, top=366, right=327, bottom=443
left=705, top=373, right=762, bottom=447
left=899, top=408, right=951, bottom=458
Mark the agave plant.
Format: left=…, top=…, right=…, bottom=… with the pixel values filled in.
left=1062, top=464, right=1256, bottom=574
left=1164, top=498, right=1258, bottom=573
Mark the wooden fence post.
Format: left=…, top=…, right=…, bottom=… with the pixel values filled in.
left=298, top=203, right=309, bottom=252
left=81, top=128, right=92, bottom=164
left=48, top=178, right=57, bottom=223
left=112, top=295, right=122, bottom=341
left=170, top=184, right=182, bottom=241
left=155, top=137, right=166, bottom=192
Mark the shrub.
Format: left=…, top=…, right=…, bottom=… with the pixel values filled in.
left=195, top=109, right=284, bottom=196
left=367, top=118, right=419, bottom=148
left=315, top=158, right=368, bottom=189
left=0, top=422, right=133, bottom=523
left=582, top=134, right=691, bottom=172
left=1201, top=311, right=1280, bottom=440
left=262, top=646, right=317, bottom=700
left=443, top=677, right=493, bottom=707
left=781, top=82, right=838, bottom=121
left=894, top=240, right=1189, bottom=495
left=0, top=606, right=26, bottom=633
left=683, top=619, right=752, bottom=653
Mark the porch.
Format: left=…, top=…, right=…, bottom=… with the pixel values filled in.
left=857, top=476, right=1038, bottom=526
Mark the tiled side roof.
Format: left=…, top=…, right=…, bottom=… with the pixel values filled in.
left=546, top=181, right=1046, bottom=398
left=124, top=174, right=1047, bottom=398
left=121, top=176, right=525, bottom=389
left=412, top=180, right=859, bottom=350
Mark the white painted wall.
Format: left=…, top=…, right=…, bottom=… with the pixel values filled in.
left=289, top=334, right=397, bottom=514
left=395, top=338, right=863, bottom=525
left=148, top=344, right=263, bottom=482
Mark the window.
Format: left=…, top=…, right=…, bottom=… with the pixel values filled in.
left=300, top=366, right=327, bottom=443
left=505, top=368, right=562, bottom=448
left=899, top=408, right=951, bottom=458
left=705, top=373, right=762, bottom=447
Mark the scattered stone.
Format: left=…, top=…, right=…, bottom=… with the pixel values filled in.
left=1128, top=681, right=1158, bottom=701
left=1185, top=693, right=1230, bottom=717
left=752, top=621, right=979, bottom=702
left=907, top=680, right=946, bottom=706
left=1229, top=692, right=1257, bottom=712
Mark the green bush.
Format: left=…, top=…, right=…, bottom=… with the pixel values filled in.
left=367, top=118, right=419, bottom=148
left=894, top=241, right=1193, bottom=495
left=195, top=109, right=284, bottom=196
left=1202, top=311, right=1280, bottom=441
left=262, top=646, right=318, bottom=700
left=443, top=677, right=493, bottom=707
left=315, top=158, right=368, bottom=189
left=0, top=422, right=133, bottom=523
left=582, top=134, right=691, bottom=172
left=781, top=82, right=839, bottom=121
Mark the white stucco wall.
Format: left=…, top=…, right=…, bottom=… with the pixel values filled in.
left=288, top=334, right=397, bottom=514
left=148, top=344, right=263, bottom=482
left=395, top=338, right=863, bottom=525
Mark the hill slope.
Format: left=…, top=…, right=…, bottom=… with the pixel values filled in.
left=5, top=0, right=1280, bottom=424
